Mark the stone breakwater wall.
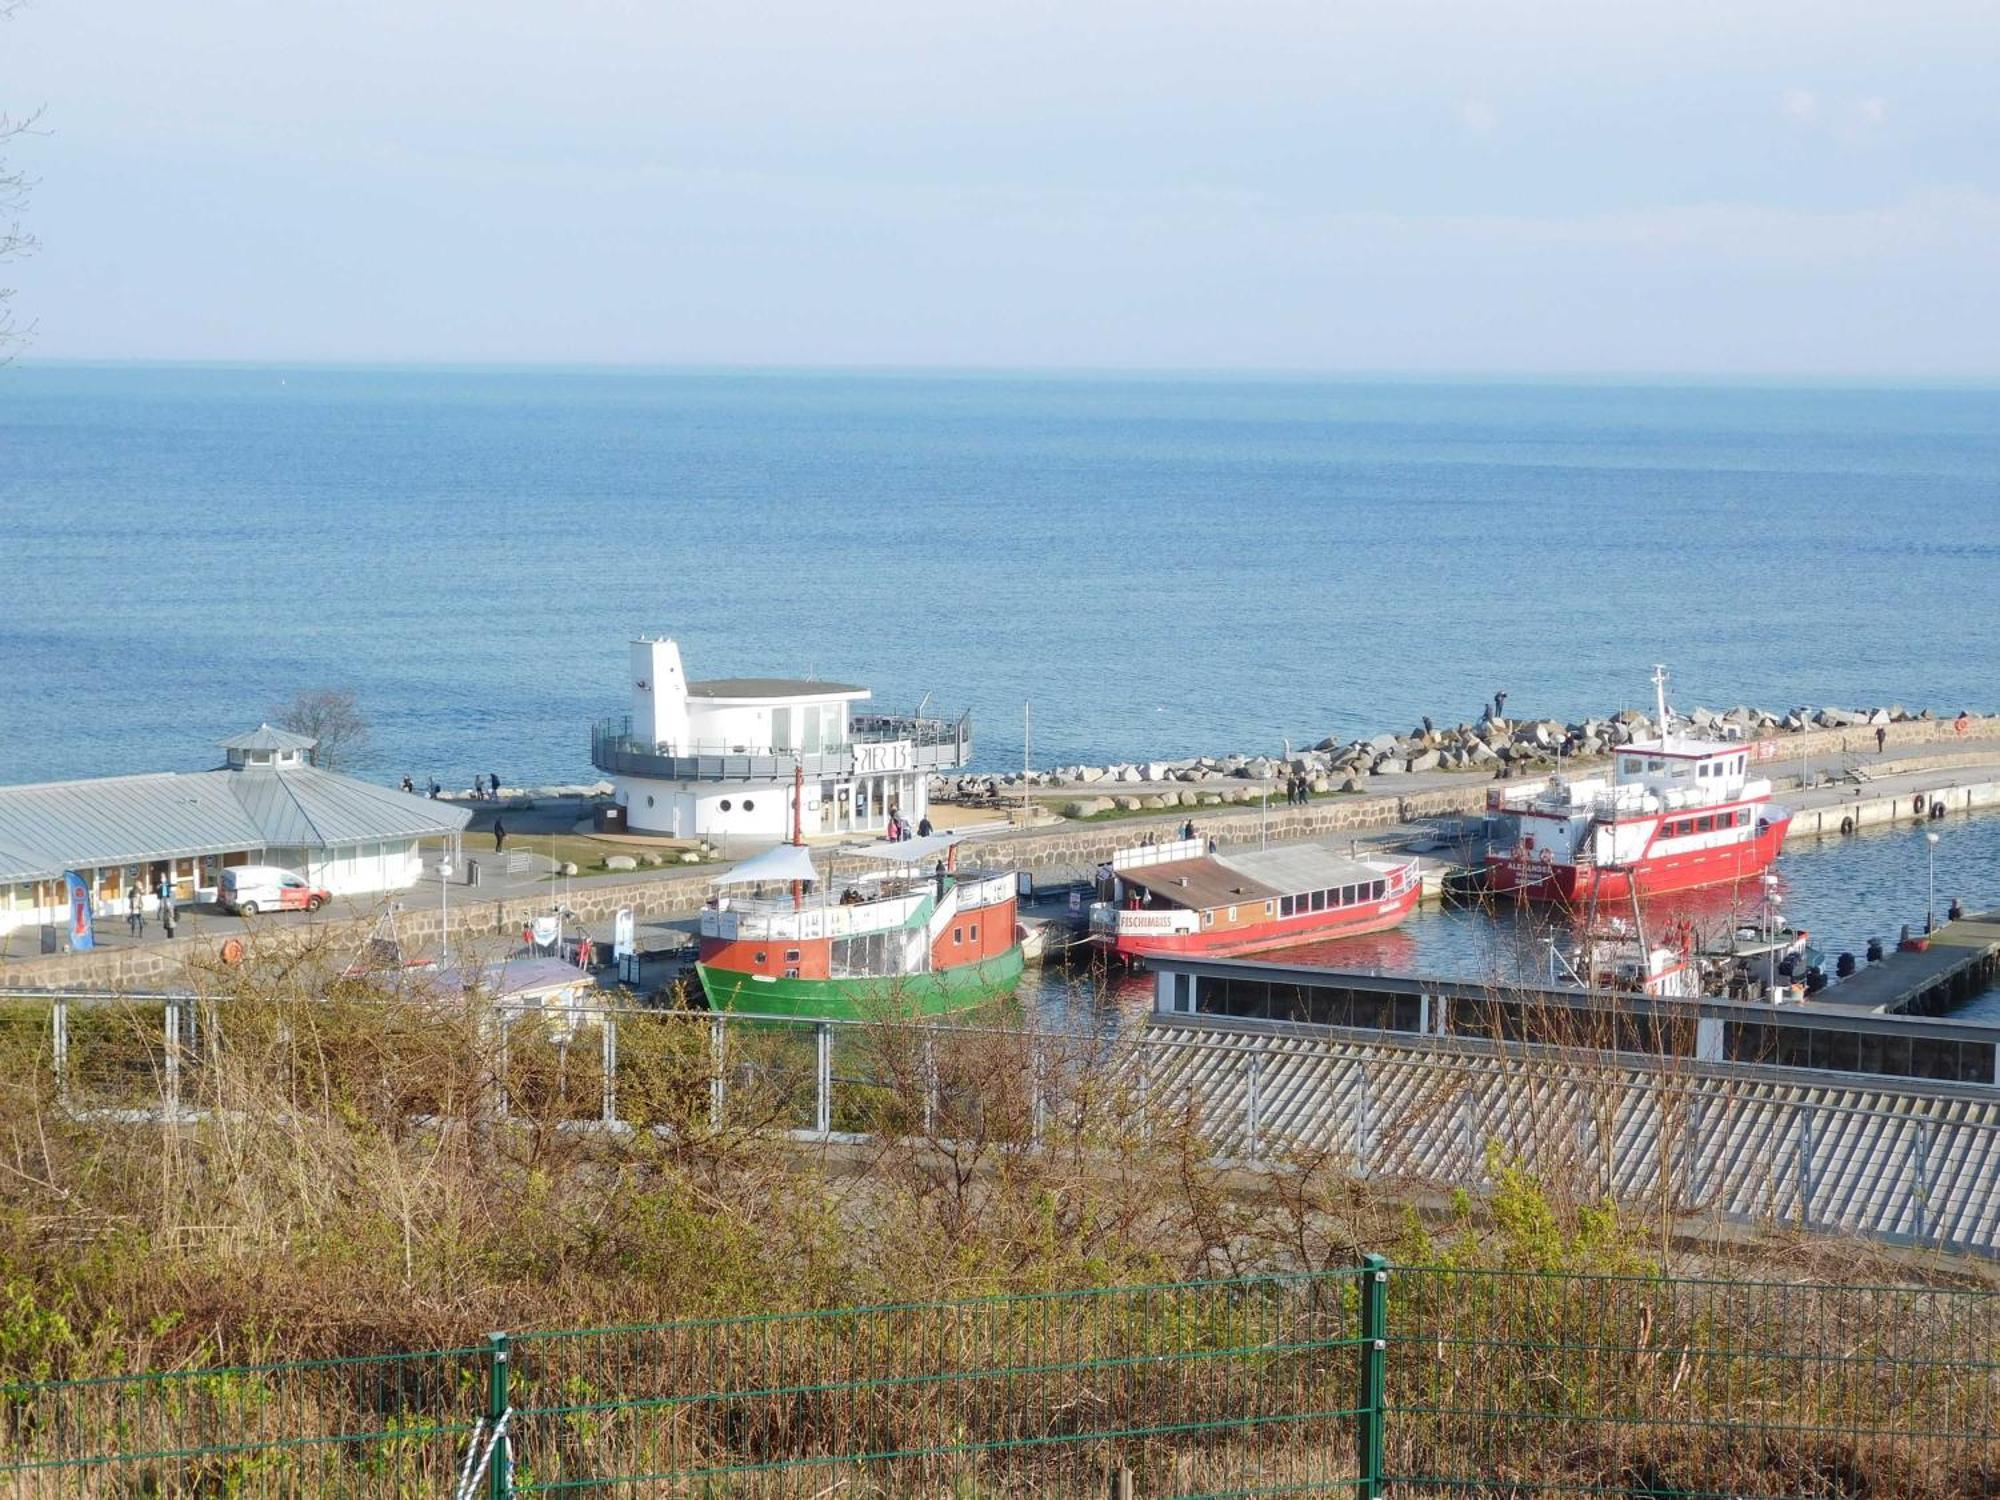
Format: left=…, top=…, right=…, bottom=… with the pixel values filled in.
left=939, top=706, right=1997, bottom=802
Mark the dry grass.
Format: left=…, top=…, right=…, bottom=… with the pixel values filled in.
left=0, top=939, right=1992, bottom=1493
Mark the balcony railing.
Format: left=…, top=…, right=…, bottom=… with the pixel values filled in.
left=591, top=712, right=971, bottom=783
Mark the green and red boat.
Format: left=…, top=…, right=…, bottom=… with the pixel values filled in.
left=695, top=826, right=1023, bottom=1019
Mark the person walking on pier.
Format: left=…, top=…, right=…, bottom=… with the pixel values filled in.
left=158, top=890, right=177, bottom=940
left=1875, top=725, right=1887, bottom=754
left=127, top=887, right=143, bottom=938
left=493, top=819, right=508, bottom=853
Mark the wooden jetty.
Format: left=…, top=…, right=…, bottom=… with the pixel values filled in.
left=1825, top=909, right=2000, bottom=1016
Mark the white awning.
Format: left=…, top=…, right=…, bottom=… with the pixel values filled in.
left=843, top=831, right=973, bottom=866
left=712, top=842, right=821, bottom=887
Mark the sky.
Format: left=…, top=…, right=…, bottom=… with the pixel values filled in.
left=2, top=0, right=1997, bottom=375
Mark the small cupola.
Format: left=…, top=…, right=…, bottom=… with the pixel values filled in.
left=219, top=723, right=318, bottom=771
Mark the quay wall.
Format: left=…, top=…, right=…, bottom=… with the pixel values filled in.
left=1787, top=776, right=2000, bottom=840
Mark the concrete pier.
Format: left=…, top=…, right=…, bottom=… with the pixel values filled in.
left=1822, top=910, right=2000, bottom=1016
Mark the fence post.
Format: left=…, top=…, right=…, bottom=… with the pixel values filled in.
left=163, top=1002, right=182, bottom=1121
left=486, top=1330, right=512, bottom=1499
left=709, top=1015, right=726, bottom=1130
left=601, top=1013, right=618, bottom=1127
left=1356, top=1254, right=1388, bottom=1500
left=51, top=998, right=68, bottom=1105
left=815, top=1022, right=833, bottom=1136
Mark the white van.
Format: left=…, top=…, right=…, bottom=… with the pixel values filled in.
left=219, top=865, right=331, bottom=916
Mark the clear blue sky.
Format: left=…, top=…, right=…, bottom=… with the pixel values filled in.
left=5, top=0, right=1996, bottom=374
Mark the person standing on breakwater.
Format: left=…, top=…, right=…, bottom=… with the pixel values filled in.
left=490, top=772, right=502, bottom=801
left=401, top=775, right=416, bottom=794
left=1876, top=725, right=1888, bottom=753
left=493, top=819, right=508, bottom=853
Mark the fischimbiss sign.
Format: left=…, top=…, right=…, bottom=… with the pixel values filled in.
left=851, top=740, right=914, bottom=775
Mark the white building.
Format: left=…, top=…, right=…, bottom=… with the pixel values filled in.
left=591, top=637, right=971, bottom=842
left=0, top=725, right=471, bottom=938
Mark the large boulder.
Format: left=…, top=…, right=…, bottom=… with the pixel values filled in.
left=603, top=855, right=639, bottom=872
left=1373, top=756, right=1406, bottom=776
left=1406, top=749, right=1441, bottom=773
left=1061, top=798, right=1113, bottom=817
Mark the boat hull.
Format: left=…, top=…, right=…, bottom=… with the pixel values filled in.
left=1103, top=881, right=1420, bottom=962
left=697, top=946, right=1025, bottom=1020
left=1488, top=814, right=1792, bottom=903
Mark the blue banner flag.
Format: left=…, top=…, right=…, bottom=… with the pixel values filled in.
left=63, top=872, right=95, bottom=952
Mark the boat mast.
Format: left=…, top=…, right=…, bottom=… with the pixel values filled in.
left=791, top=763, right=805, bottom=911
left=1652, top=663, right=1671, bottom=749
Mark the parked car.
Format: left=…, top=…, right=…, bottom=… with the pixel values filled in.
left=219, top=865, right=331, bottom=916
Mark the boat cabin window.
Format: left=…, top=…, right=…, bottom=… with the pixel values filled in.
left=1280, top=895, right=1296, bottom=917
left=1696, top=815, right=1713, bottom=832
left=1371, top=879, right=1386, bottom=900
left=1621, top=756, right=1641, bottom=775
left=952, top=927, right=962, bottom=945
left=1227, top=906, right=1238, bottom=922
left=785, top=948, right=800, bottom=962
left=1310, top=890, right=1326, bottom=913
left=970, top=923, right=979, bottom=940
left=1341, top=884, right=1358, bottom=905
left=1647, top=758, right=1664, bottom=771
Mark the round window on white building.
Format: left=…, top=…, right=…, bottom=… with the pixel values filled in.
left=646, top=795, right=655, bottom=808
left=743, top=799, right=755, bottom=812
left=720, top=799, right=733, bottom=812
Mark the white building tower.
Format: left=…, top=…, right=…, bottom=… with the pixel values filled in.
left=591, top=636, right=973, bottom=845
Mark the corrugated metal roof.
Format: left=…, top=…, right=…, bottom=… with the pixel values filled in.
left=1134, top=1018, right=2000, bottom=1257
left=0, top=767, right=472, bottom=883
left=217, top=723, right=318, bottom=752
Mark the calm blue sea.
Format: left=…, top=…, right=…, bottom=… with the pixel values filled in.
left=6, top=363, right=1999, bottom=1005
left=5, top=364, right=1998, bottom=790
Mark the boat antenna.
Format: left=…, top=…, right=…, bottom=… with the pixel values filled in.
left=1652, top=664, right=1671, bottom=748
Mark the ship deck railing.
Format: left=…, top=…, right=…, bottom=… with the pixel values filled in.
left=590, top=713, right=971, bottom=782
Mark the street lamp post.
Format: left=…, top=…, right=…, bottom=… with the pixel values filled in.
left=438, top=860, right=453, bottom=964
left=1925, top=831, right=1939, bottom=933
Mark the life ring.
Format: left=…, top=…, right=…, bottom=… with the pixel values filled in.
left=1930, top=801, right=1946, bottom=820
left=1839, top=816, right=1854, bottom=836
left=1955, top=715, right=1970, bottom=737
left=1912, top=794, right=1926, bottom=815
left=219, top=937, right=245, bottom=966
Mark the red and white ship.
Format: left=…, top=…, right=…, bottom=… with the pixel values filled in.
left=1486, top=667, right=1791, bottom=903
left=1090, top=837, right=1421, bottom=961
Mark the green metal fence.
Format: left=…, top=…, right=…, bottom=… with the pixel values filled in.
left=0, top=1264, right=1992, bottom=1497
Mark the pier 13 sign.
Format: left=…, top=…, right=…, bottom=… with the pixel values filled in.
left=852, top=740, right=914, bottom=775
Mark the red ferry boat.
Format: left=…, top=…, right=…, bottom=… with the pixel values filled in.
left=1089, top=837, right=1421, bottom=961
left=1486, top=667, right=1792, bottom=903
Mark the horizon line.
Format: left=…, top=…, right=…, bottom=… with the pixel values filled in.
left=9, top=354, right=2000, bottom=390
